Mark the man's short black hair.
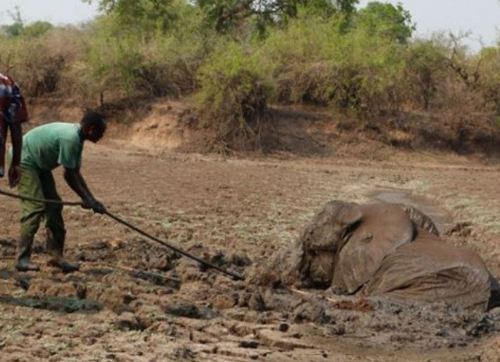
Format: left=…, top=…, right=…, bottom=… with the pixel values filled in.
left=80, top=110, right=106, bottom=131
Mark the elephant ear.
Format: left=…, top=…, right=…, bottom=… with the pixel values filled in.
left=402, top=205, right=440, bottom=237
left=337, top=203, right=363, bottom=228
left=333, top=202, right=363, bottom=253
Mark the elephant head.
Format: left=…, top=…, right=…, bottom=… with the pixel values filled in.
left=298, top=200, right=363, bottom=288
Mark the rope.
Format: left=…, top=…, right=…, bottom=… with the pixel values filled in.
left=0, top=187, right=244, bottom=281
left=0, top=188, right=82, bottom=206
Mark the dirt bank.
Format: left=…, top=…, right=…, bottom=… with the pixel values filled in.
left=24, top=97, right=500, bottom=159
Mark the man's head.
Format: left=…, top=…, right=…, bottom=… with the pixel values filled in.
left=80, top=110, right=106, bottom=143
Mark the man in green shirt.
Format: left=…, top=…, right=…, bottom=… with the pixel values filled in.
left=16, top=111, right=107, bottom=272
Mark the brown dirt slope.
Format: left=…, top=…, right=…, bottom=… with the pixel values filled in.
left=26, top=97, right=500, bottom=159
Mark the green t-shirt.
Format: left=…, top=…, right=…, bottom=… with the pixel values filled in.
left=21, top=122, right=84, bottom=171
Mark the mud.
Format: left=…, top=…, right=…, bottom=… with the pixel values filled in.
left=0, top=141, right=499, bottom=361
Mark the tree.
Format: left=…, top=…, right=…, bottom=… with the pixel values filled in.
left=405, top=40, right=448, bottom=110
left=83, top=0, right=178, bottom=33
left=196, top=0, right=359, bottom=33
left=353, top=1, right=414, bottom=43
left=3, top=6, right=24, bottom=37
left=0, top=7, right=53, bottom=38
left=22, top=21, right=54, bottom=37
left=83, top=0, right=359, bottom=34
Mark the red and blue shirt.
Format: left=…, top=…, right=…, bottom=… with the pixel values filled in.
left=0, top=73, right=28, bottom=125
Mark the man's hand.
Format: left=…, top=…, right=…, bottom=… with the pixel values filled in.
left=8, top=165, right=21, bottom=188
left=82, top=198, right=107, bottom=214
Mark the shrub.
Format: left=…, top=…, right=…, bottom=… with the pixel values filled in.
left=262, top=12, right=406, bottom=115
left=261, top=15, right=338, bottom=105
left=72, top=3, right=215, bottom=104
left=351, top=1, right=414, bottom=44
left=76, top=14, right=151, bottom=104
left=22, top=21, right=53, bottom=38
left=476, top=46, right=500, bottom=114
left=196, top=41, right=273, bottom=149
left=134, top=6, right=215, bottom=97
left=403, top=39, right=449, bottom=110
left=330, top=29, right=406, bottom=114
left=0, top=27, right=85, bottom=97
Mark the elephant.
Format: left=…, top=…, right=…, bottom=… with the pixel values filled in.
left=278, top=200, right=499, bottom=311
left=297, top=200, right=439, bottom=292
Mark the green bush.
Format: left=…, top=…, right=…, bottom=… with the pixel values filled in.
left=331, top=29, right=406, bottom=114
left=197, top=41, right=273, bottom=149
left=261, top=15, right=339, bottom=105
left=73, top=2, right=214, bottom=104
left=134, top=5, right=215, bottom=97
left=402, top=39, right=449, bottom=110
left=351, top=1, right=414, bottom=44
left=476, top=46, right=500, bottom=114
left=80, top=15, right=145, bottom=103
left=0, top=27, right=85, bottom=97
left=262, top=11, right=406, bottom=114
left=22, top=21, right=54, bottom=38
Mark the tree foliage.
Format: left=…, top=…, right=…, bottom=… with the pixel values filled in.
left=197, top=41, right=272, bottom=148
left=22, top=21, right=54, bottom=37
left=1, top=0, right=498, bottom=150
left=83, top=0, right=179, bottom=32
left=0, top=7, right=53, bottom=38
left=352, top=1, right=414, bottom=43
left=84, top=0, right=359, bottom=34
left=196, top=0, right=360, bottom=34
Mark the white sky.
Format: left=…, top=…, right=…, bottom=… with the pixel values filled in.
left=357, top=0, right=500, bottom=50
left=0, top=0, right=499, bottom=50
left=0, top=0, right=99, bottom=25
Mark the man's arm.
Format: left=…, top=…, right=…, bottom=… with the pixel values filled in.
left=64, top=167, right=106, bottom=213
left=8, top=121, right=22, bottom=187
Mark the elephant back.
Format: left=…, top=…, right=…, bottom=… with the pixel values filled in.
left=363, top=239, right=492, bottom=312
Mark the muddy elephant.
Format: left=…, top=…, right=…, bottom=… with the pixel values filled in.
left=279, top=200, right=499, bottom=311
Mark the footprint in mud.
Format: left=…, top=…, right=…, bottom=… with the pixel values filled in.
left=366, top=187, right=454, bottom=234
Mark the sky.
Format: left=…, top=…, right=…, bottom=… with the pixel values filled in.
left=0, top=0, right=499, bottom=50
left=358, top=0, right=500, bottom=50
left=0, top=0, right=99, bottom=25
